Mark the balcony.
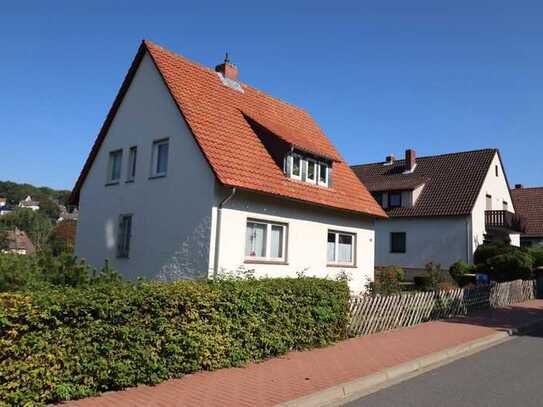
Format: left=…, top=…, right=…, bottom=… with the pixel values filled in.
left=485, top=210, right=527, bottom=234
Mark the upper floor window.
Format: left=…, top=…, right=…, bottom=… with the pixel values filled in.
left=127, top=146, right=137, bottom=182
left=151, top=139, right=169, bottom=177
left=245, top=219, right=287, bottom=262
left=327, top=231, right=355, bottom=266
left=286, top=152, right=330, bottom=187
left=388, top=192, right=402, bottom=208
left=107, top=149, right=123, bottom=184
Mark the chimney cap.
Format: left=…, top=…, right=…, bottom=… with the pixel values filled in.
left=385, top=154, right=395, bottom=162
left=515, top=184, right=523, bottom=189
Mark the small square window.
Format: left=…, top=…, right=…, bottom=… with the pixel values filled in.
left=117, top=214, right=133, bottom=258
left=245, top=220, right=287, bottom=262
left=390, top=232, right=406, bottom=253
left=388, top=192, right=402, bottom=208
left=151, top=139, right=169, bottom=177
left=127, top=146, right=137, bottom=181
left=327, top=231, right=356, bottom=265
left=107, top=150, right=123, bottom=183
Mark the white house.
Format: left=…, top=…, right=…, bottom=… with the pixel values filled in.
left=352, top=149, right=524, bottom=277
left=18, top=196, right=40, bottom=211
left=70, top=40, right=386, bottom=293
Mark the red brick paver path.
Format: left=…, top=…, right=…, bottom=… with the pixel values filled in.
left=65, top=300, right=543, bottom=407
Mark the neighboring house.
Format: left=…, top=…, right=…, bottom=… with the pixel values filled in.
left=511, top=185, right=543, bottom=247
left=70, top=40, right=386, bottom=293
left=57, top=207, right=79, bottom=223
left=1, top=229, right=35, bottom=255
left=18, top=196, right=40, bottom=211
left=0, top=196, right=6, bottom=207
left=0, top=205, right=13, bottom=216
left=352, top=148, right=524, bottom=276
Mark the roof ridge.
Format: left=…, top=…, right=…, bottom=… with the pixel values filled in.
left=351, top=148, right=498, bottom=168
left=143, top=39, right=313, bottom=117
left=512, top=186, right=543, bottom=191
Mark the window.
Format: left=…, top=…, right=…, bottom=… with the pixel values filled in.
left=372, top=192, right=383, bottom=206
left=117, top=214, right=133, bottom=258
left=486, top=194, right=492, bottom=210
left=495, top=165, right=499, bottom=177
left=319, top=162, right=329, bottom=186
left=127, top=146, right=137, bottom=181
left=390, top=232, right=406, bottom=253
left=388, top=192, right=402, bottom=208
left=151, top=139, right=169, bottom=177
left=327, top=231, right=355, bottom=265
left=290, top=154, right=302, bottom=180
left=107, top=150, right=123, bottom=183
left=306, top=159, right=317, bottom=184
left=245, top=220, right=287, bottom=261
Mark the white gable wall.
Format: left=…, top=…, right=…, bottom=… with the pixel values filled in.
left=470, top=151, right=520, bottom=256
left=75, top=52, right=217, bottom=280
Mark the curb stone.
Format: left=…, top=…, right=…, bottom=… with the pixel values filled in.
left=277, top=318, right=543, bottom=407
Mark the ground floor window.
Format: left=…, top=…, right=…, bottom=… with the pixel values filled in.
left=327, top=231, right=355, bottom=265
left=390, top=232, right=406, bottom=253
left=245, top=219, right=287, bottom=262
left=117, top=214, right=133, bottom=258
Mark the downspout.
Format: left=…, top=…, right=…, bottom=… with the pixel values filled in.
left=212, top=187, right=237, bottom=279
left=466, top=217, right=472, bottom=264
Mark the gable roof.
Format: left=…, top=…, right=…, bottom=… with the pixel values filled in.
left=511, top=187, right=543, bottom=237
left=352, top=149, right=498, bottom=217
left=70, top=41, right=385, bottom=218
left=4, top=229, right=35, bottom=254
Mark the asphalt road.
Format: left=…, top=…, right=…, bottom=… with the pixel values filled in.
left=345, top=325, right=543, bottom=407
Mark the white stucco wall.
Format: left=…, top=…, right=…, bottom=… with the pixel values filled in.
left=470, top=152, right=519, bottom=256
left=75, top=51, right=216, bottom=281
left=374, top=216, right=469, bottom=270
left=211, top=189, right=376, bottom=293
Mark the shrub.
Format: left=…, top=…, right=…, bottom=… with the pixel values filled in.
left=528, top=246, right=543, bottom=269
left=0, top=277, right=350, bottom=405
left=368, top=266, right=404, bottom=295
left=414, top=263, right=455, bottom=291
left=474, top=243, right=534, bottom=282
left=449, top=261, right=474, bottom=286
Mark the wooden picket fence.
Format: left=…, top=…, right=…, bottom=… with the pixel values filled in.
left=349, top=279, right=536, bottom=337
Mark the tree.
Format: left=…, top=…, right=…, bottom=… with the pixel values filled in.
left=0, top=229, right=9, bottom=251
left=48, top=221, right=77, bottom=255
left=39, top=198, right=61, bottom=222
left=0, top=208, right=53, bottom=251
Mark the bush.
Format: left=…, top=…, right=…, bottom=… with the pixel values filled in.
left=528, top=246, right=543, bottom=269
left=368, top=266, right=404, bottom=295
left=449, top=261, right=474, bottom=286
left=474, top=243, right=534, bottom=282
left=0, top=277, right=350, bottom=405
left=414, top=263, right=455, bottom=291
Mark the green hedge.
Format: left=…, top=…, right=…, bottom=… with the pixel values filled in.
left=0, top=278, right=350, bottom=405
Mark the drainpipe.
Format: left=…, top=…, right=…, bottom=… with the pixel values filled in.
left=212, top=187, right=237, bottom=279
left=466, top=217, right=472, bottom=264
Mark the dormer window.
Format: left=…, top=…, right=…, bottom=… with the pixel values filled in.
left=388, top=191, right=402, bottom=208
left=286, top=152, right=330, bottom=187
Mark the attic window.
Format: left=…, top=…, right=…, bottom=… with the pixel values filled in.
left=286, top=152, right=330, bottom=187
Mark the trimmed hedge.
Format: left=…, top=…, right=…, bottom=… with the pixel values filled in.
left=0, top=278, right=349, bottom=405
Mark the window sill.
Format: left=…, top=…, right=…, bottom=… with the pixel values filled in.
left=125, top=179, right=135, bottom=184
left=244, top=259, right=288, bottom=265
left=148, top=174, right=167, bottom=180
left=105, top=181, right=120, bottom=186
left=327, top=263, right=357, bottom=268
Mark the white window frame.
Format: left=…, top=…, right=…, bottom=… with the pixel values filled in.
left=327, top=230, right=356, bottom=266
left=107, top=149, right=123, bottom=184
left=127, top=146, right=137, bottom=182
left=318, top=161, right=329, bottom=186
left=305, top=158, right=317, bottom=184
left=245, top=219, right=288, bottom=262
left=151, top=139, right=169, bottom=178
left=289, top=153, right=302, bottom=180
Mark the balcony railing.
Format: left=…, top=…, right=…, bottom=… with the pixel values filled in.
left=485, top=210, right=527, bottom=233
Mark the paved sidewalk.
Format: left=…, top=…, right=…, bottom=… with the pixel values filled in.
left=65, top=300, right=543, bottom=407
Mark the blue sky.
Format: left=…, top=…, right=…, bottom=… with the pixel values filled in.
left=1, top=1, right=542, bottom=190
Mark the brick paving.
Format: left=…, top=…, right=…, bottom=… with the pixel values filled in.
left=64, top=300, right=543, bottom=407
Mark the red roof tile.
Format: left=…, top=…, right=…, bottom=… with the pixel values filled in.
left=352, top=149, right=498, bottom=217
left=71, top=41, right=385, bottom=218
left=511, top=187, right=543, bottom=237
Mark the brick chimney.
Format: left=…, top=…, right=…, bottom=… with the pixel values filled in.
left=405, top=149, right=416, bottom=172
left=215, top=52, right=238, bottom=81
left=515, top=184, right=523, bottom=189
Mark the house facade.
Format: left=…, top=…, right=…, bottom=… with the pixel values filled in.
left=71, top=41, right=385, bottom=293
left=18, top=196, right=40, bottom=211
left=511, top=185, right=543, bottom=247
left=352, top=149, right=523, bottom=275
left=1, top=229, right=35, bottom=255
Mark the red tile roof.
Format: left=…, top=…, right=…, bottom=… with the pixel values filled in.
left=352, top=149, right=499, bottom=217
left=71, top=41, right=385, bottom=218
left=511, top=187, right=543, bottom=237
